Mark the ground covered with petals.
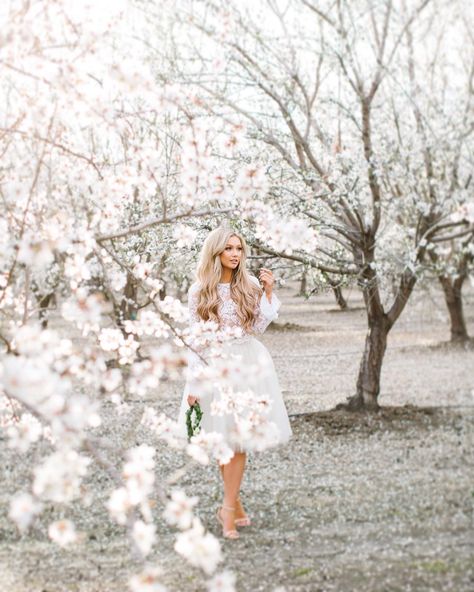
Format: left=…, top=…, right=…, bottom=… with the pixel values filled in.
left=1, top=285, right=473, bottom=592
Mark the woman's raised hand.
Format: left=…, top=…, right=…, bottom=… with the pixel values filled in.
left=187, top=394, right=199, bottom=406
left=258, top=268, right=275, bottom=292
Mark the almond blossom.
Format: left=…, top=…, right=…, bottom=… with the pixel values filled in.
left=107, top=487, right=133, bottom=526
left=141, top=409, right=187, bottom=449
left=32, top=450, right=91, bottom=503
left=163, top=489, right=199, bottom=530
left=129, top=567, right=168, bottom=592
left=206, top=571, right=237, bottom=592
left=7, top=413, right=43, bottom=452
left=174, top=517, right=223, bottom=575
left=99, top=328, right=124, bottom=352
left=186, top=431, right=235, bottom=466
left=132, top=520, right=157, bottom=557
left=8, top=493, right=43, bottom=533
left=61, top=290, right=106, bottom=335
left=48, top=520, right=78, bottom=547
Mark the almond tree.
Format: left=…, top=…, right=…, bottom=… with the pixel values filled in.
left=1, top=1, right=310, bottom=587
left=402, top=5, right=474, bottom=343
left=161, top=0, right=473, bottom=409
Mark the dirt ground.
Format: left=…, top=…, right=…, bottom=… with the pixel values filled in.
left=0, top=282, right=473, bottom=592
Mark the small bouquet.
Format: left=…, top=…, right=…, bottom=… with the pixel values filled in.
left=185, top=402, right=203, bottom=439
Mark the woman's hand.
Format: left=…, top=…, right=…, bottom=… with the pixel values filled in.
left=187, top=394, right=199, bottom=406
left=259, top=268, right=275, bottom=294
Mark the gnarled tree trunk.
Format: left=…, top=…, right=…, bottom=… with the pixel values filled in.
left=351, top=314, right=391, bottom=410
left=340, top=259, right=420, bottom=411
left=330, top=282, right=348, bottom=310
left=438, top=274, right=469, bottom=343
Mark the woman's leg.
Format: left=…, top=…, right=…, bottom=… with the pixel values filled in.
left=219, top=452, right=246, bottom=532
left=218, top=456, right=248, bottom=521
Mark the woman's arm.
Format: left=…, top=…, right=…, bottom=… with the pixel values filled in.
left=250, top=275, right=281, bottom=335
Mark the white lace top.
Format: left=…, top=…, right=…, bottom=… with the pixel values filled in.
left=185, top=276, right=281, bottom=393
left=187, top=275, right=281, bottom=336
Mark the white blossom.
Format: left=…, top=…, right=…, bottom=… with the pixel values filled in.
left=122, top=445, right=156, bottom=505
left=107, top=487, right=132, bottom=525
left=102, top=368, right=122, bottom=392
left=174, top=517, right=222, bottom=575
left=8, top=493, right=43, bottom=533
left=186, top=431, right=234, bottom=466
left=141, top=409, right=186, bottom=449
left=206, top=571, right=237, bottom=592
left=118, top=335, right=140, bottom=365
left=7, top=413, right=43, bottom=452
left=129, top=567, right=167, bottom=592
left=48, top=520, right=78, bottom=547
left=163, top=489, right=199, bottom=530
left=99, top=328, right=124, bottom=351
left=33, top=450, right=91, bottom=502
left=17, top=235, right=55, bottom=268
left=132, top=520, right=156, bottom=557
left=61, top=290, right=105, bottom=334
left=173, top=224, right=198, bottom=249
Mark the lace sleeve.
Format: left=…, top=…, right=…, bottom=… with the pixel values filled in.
left=250, top=275, right=281, bottom=335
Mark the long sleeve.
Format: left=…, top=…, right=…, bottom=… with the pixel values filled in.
left=250, top=276, right=281, bottom=335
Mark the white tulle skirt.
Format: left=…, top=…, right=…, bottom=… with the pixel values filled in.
left=177, top=336, right=292, bottom=453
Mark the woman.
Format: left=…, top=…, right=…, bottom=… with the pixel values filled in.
left=177, top=225, right=292, bottom=539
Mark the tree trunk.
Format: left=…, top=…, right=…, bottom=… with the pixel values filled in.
left=114, top=273, right=139, bottom=330
left=438, top=275, right=469, bottom=342
left=298, top=271, right=307, bottom=296
left=330, top=283, right=348, bottom=310
left=338, top=311, right=391, bottom=411
left=351, top=314, right=390, bottom=410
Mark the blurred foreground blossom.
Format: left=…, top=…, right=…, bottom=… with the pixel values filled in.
left=174, top=517, right=222, bottom=575
left=17, top=235, right=55, bottom=268
left=107, top=487, right=132, bottom=525
left=9, top=493, right=43, bottom=533
left=33, top=450, right=91, bottom=502
left=48, top=519, right=78, bottom=547
left=1, top=355, right=66, bottom=411
left=255, top=216, right=318, bottom=256
left=99, top=328, right=124, bottom=351
left=186, top=431, right=234, bottom=466
left=129, top=566, right=167, bottom=592
left=206, top=570, right=237, bottom=592
left=62, top=290, right=107, bottom=334
left=163, top=489, right=199, bottom=530
left=173, top=224, right=198, bottom=248
left=7, top=413, right=43, bottom=452
left=132, top=520, right=157, bottom=557
left=122, top=445, right=156, bottom=505
left=141, top=409, right=186, bottom=449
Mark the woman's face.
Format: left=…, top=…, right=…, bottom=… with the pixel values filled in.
left=219, top=235, right=243, bottom=271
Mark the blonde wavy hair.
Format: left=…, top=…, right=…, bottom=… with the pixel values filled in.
left=194, top=226, right=262, bottom=333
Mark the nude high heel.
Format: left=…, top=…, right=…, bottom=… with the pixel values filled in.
left=234, top=496, right=251, bottom=527
left=216, top=505, right=240, bottom=539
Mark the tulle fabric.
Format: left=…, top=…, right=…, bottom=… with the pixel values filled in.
left=177, top=277, right=292, bottom=453
left=177, top=335, right=293, bottom=453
